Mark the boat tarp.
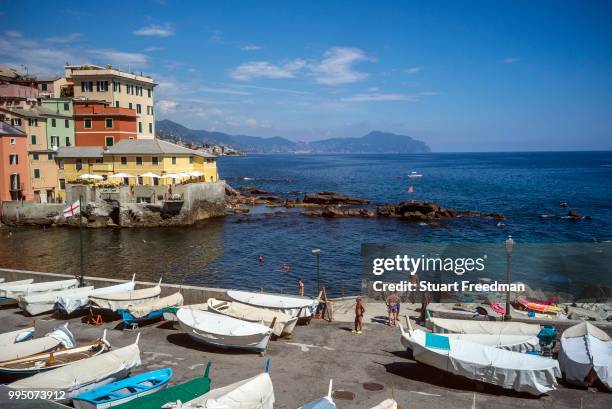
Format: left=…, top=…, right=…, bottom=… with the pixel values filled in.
left=90, top=286, right=161, bottom=311
left=405, top=328, right=560, bottom=395
left=127, top=292, right=183, bottom=318
left=431, top=317, right=541, bottom=336
left=227, top=290, right=319, bottom=318
left=112, top=363, right=211, bottom=409
left=0, top=279, right=34, bottom=288
left=0, top=327, right=34, bottom=347
left=9, top=342, right=140, bottom=390
left=370, top=399, right=397, bottom=409
left=0, top=279, right=78, bottom=299
left=558, top=322, right=612, bottom=390
left=0, top=324, right=74, bottom=362
left=431, top=332, right=540, bottom=353
left=179, top=372, right=274, bottom=409
left=208, top=298, right=296, bottom=337
left=57, top=281, right=136, bottom=314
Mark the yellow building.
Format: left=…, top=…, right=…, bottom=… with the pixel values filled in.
left=54, top=65, right=156, bottom=139
left=56, top=139, right=218, bottom=189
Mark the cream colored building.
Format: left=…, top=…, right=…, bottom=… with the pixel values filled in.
left=54, top=65, right=156, bottom=140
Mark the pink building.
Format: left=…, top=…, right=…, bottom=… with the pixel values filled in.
left=0, top=121, right=32, bottom=203
left=0, top=65, right=38, bottom=99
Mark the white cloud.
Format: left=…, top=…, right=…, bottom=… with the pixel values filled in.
left=156, top=100, right=178, bottom=114
left=502, top=57, right=520, bottom=64
left=233, top=84, right=312, bottom=95
left=341, top=93, right=418, bottom=102
left=230, top=59, right=306, bottom=81
left=5, top=31, right=22, bottom=38
left=90, top=49, right=149, bottom=67
left=133, top=24, right=174, bottom=37
left=404, top=66, right=422, bottom=74
left=46, top=33, right=82, bottom=44
left=311, top=47, right=373, bottom=85
left=241, top=45, right=262, bottom=51
left=143, top=46, right=164, bottom=52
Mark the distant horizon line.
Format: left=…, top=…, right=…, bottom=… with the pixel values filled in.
left=222, top=150, right=612, bottom=155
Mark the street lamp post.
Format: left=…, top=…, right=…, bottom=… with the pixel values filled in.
left=312, top=248, right=321, bottom=294
left=504, top=235, right=515, bottom=321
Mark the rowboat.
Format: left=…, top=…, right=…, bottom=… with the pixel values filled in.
left=0, top=323, right=74, bottom=363
left=0, top=279, right=34, bottom=287
left=8, top=333, right=140, bottom=401
left=57, top=276, right=136, bottom=314
left=0, top=327, right=34, bottom=347
left=407, top=171, right=423, bottom=178
left=0, top=329, right=107, bottom=378
left=399, top=324, right=560, bottom=395
left=0, top=279, right=78, bottom=302
left=178, top=363, right=274, bottom=409
left=18, top=286, right=94, bottom=316
left=162, top=303, right=207, bottom=322
left=90, top=279, right=162, bottom=312
left=516, top=298, right=561, bottom=315
left=370, top=399, right=398, bottom=409
left=431, top=317, right=541, bottom=336
left=73, top=368, right=172, bottom=409
left=227, top=290, right=319, bottom=318
left=177, top=308, right=273, bottom=353
left=118, top=292, right=183, bottom=326
left=299, top=379, right=335, bottom=409
left=558, top=322, right=612, bottom=390
left=207, top=297, right=298, bottom=337
left=109, top=361, right=211, bottom=409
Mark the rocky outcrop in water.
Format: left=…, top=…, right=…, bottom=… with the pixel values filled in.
left=303, top=192, right=369, bottom=206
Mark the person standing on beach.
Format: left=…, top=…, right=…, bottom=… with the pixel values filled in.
left=353, top=297, right=365, bottom=334
left=386, top=292, right=401, bottom=326
left=298, top=278, right=304, bottom=296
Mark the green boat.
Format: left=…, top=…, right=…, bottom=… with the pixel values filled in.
left=112, top=361, right=211, bottom=409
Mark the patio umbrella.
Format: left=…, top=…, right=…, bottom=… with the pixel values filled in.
left=161, top=173, right=182, bottom=180
left=109, top=172, right=136, bottom=178
left=139, top=172, right=161, bottom=178
left=178, top=172, right=191, bottom=178
left=189, top=171, right=204, bottom=177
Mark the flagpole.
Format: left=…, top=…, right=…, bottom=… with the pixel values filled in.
left=79, top=195, right=84, bottom=287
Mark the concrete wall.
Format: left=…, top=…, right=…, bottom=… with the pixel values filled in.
left=0, top=267, right=230, bottom=305
left=1, top=201, right=64, bottom=225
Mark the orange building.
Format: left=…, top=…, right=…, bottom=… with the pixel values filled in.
left=73, top=100, right=137, bottom=147
left=0, top=121, right=32, bottom=202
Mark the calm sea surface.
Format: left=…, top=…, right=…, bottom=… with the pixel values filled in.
left=1, top=152, right=611, bottom=296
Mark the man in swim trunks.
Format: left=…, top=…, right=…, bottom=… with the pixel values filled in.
left=353, top=296, right=365, bottom=334
left=386, top=292, right=401, bottom=326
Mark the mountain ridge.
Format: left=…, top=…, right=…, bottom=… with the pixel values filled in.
left=156, top=119, right=431, bottom=154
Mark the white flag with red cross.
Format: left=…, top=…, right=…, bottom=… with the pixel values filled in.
left=63, top=200, right=80, bottom=218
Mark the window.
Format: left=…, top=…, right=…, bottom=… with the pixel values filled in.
left=136, top=104, right=141, bottom=114
left=148, top=123, right=153, bottom=134
left=105, top=136, right=114, bottom=147
left=63, top=103, right=69, bottom=111
left=189, top=157, right=193, bottom=164
left=96, top=81, right=109, bottom=92
left=171, top=156, right=176, bottom=165
left=76, top=159, right=82, bottom=171
left=84, top=118, right=92, bottom=128
left=113, top=81, right=121, bottom=92
left=152, top=157, right=158, bottom=166
left=11, top=118, right=21, bottom=127
left=82, top=81, right=93, bottom=92
left=120, top=156, right=127, bottom=165
left=31, top=135, right=36, bottom=145
left=41, top=83, right=48, bottom=91
left=10, top=138, right=16, bottom=145
left=115, top=101, right=119, bottom=108
left=51, top=118, right=56, bottom=127
left=51, top=136, right=59, bottom=147
left=136, top=156, right=143, bottom=165
left=95, top=158, right=103, bottom=163
left=9, top=154, right=18, bottom=165
left=28, top=118, right=38, bottom=126
left=65, top=137, right=71, bottom=146
left=59, top=179, right=66, bottom=189
left=65, top=119, right=69, bottom=128
left=33, top=153, right=39, bottom=160
left=138, top=176, right=144, bottom=185
left=147, top=88, right=152, bottom=98
left=58, top=160, right=64, bottom=169
left=48, top=153, right=53, bottom=160
left=138, top=122, right=142, bottom=133
left=33, top=169, right=40, bottom=179
left=128, top=102, right=133, bottom=110
left=105, top=118, right=113, bottom=128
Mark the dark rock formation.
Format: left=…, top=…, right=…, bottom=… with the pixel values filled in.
left=303, top=192, right=369, bottom=206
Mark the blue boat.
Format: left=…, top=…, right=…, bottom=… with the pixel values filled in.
left=118, top=309, right=165, bottom=327
left=72, top=368, right=173, bottom=409
left=299, top=379, right=336, bottom=409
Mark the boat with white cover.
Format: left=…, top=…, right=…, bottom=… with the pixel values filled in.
left=0, top=327, right=34, bottom=347
left=0, top=323, right=74, bottom=363
left=119, top=292, right=184, bottom=326
left=177, top=308, right=273, bottom=353
left=0, top=279, right=34, bottom=287
left=18, top=286, right=94, bottom=316
left=298, top=379, right=335, bottom=409
left=57, top=275, right=136, bottom=314
left=227, top=290, right=319, bottom=318
left=207, top=298, right=298, bottom=337
left=176, top=367, right=274, bottom=409
left=399, top=324, right=560, bottom=395
left=8, top=333, right=140, bottom=401
left=431, top=317, right=541, bottom=336
left=558, top=322, right=612, bottom=390
left=0, top=279, right=78, bottom=301
left=89, top=279, right=161, bottom=312
left=370, top=399, right=398, bottom=409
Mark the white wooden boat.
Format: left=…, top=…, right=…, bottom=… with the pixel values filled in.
left=162, top=303, right=208, bottom=322
left=399, top=324, right=560, bottom=395
left=558, top=322, right=612, bottom=390
left=179, top=370, right=274, bottom=409
left=177, top=308, right=273, bottom=353
left=431, top=317, right=541, bottom=336
left=227, top=290, right=319, bottom=318
left=18, top=286, right=94, bottom=316
left=0, top=327, right=35, bottom=347
left=208, top=298, right=298, bottom=337
left=0, top=279, right=79, bottom=301
left=0, top=279, right=34, bottom=287
left=89, top=279, right=161, bottom=312
left=370, top=399, right=398, bottom=409
left=57, top=275, right=136, bottom=314
left=0, top=323, right=74, bottom=363
left=0, top=329, right=107, bottom=379
left=298, top=379, right=335, bottom=409
left=8, top=333, right=140, bottom=401
left=119, top=292, right=184, bottom=326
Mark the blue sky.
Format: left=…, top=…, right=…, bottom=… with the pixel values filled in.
left=1, top=0, right=611, bottom=151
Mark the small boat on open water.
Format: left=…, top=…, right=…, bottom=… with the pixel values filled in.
left=407, top=171, right=423, bottom=178
left=227, top=290, right=319, bottom=318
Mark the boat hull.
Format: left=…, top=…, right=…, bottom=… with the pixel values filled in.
left=181, top=321, right=271, bottom=352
